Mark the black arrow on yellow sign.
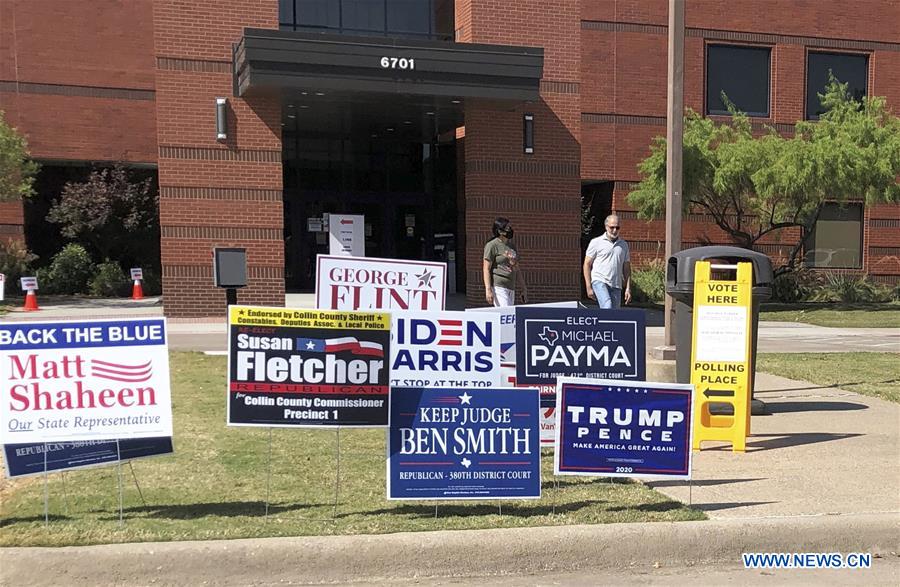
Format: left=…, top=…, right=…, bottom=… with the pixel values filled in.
left=704, top=389, right=735, bottom=398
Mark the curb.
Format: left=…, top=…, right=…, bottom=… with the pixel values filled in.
left=2, top=513, right=898, bottom=585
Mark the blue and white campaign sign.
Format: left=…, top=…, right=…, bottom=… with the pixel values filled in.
left=388, top=387, right=541, bottom=500
left=501, top=363, right=557, bottom=447
left=0, top=319, right=173, bottom=444
left=514, top=307, right=646, bottom=385
left=554, top=378, right=693, bottom=479
left=4, top=436, right=173, bottom=478
left=468, top=301, right=579, bottom=363
left=391, top=311, right=501, bottom=388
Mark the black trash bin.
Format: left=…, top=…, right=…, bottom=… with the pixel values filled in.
left=666, top=246, right=773, bottom=413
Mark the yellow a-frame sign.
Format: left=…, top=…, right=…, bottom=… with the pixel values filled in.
left=690, top=261, right=753, bottom=452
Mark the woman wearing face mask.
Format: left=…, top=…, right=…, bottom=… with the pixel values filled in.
left=482, top=217, right=528, bottom=307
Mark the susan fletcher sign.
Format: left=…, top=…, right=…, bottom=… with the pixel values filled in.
left=515, top=307, right=646, bottom=385
left=554, top=378, right=693, bottom=479
left=228, top=306, right=391, bottom=427
left=390, top=311, right=501, bottom=388
left=388, top=387, right=541, bottom=500
left=0, top=319, right=173, bottom=444
left=316, top=255, right=447, bottom=311
left=4, top=437, right=173, bottom=478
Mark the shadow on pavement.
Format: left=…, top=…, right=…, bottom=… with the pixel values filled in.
left=649, top=478, right=766, bottom=488
left=765, top=401, right=869, bottom=413
left=98, top=500, right=321, bottom=520
left=744, top=432, right=863, bottom=451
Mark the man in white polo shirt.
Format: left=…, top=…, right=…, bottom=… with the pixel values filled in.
left=583, top=214, right=632, bottom=309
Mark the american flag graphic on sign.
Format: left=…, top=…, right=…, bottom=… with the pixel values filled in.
left=91, top=359, right=153, bottom=383
left=436, top=319, right=463, bottom=345
left=295, top=337, right=384, bottom=357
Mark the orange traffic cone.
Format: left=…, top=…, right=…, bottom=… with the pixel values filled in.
left=131, top=279, right=144, bottom=300
left=23, top=288, right=39, bottom=311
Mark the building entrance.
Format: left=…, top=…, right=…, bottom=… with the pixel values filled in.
left=281, top=94, right=459, bottom=291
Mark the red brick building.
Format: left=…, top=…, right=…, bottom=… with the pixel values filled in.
left=1, top=1, right=897, bottom=316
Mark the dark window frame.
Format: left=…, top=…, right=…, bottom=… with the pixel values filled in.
left=705, top=43, right=772, bottom=118
left=804, top=50, right=869, bottom=120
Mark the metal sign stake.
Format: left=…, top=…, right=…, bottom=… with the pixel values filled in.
left=689, top=479, right=693, bottom=507
left=129, top=462, right=147, bottom=507
left=265, top=428, right=273, bottom=520
left=332, top=429, right=341, bottom=519
left=116, top=440, right=124, bottom=526
left=62, top=472, right=70, bottom=515
left=43, top=443, right=49, bottom=527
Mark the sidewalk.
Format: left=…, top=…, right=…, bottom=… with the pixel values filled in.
left=1, top=296, right=898, bottom=584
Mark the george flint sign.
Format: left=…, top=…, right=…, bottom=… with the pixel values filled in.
left=390, top=311, right=501, bottom=388
left=554, top=378, right=693, bottom=479
left=515, top=307, right=645, bottom=385
left=316, top=255, right=446, bottom=311
left=388, top=387, right=541, bottom=500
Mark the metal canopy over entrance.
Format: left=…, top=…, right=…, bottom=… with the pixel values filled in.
left=234, top=28, right=544, bottom=101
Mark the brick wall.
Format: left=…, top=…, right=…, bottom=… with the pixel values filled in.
left=153, top=0, right=284, bottom=317
left=580, top=0, right=900, bottom=280
left=458, top=0, right=582, bottom=305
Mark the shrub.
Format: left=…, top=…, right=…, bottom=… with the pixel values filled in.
left=0, top=239, right=37, bottom=288
left=808, top=274, right=889, bottom=303
left=89, top=261, right=130, bottom=297
left=140, top=266, right=162, bottom=296
left=631, top=259, right=666, bottom=304
left=772, top=269, right=817, bottom=303
left=43, top=244, right=94, bottom=294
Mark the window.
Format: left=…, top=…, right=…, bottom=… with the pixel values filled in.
left=706, top=45, right=771, bottom=117
left=806, top=52, right=868, bottom=120
left=279, top=0, right=450, bottom=39
left=804, top=203, right=863, bottom=269
left=386, top=0, right=431, bottom=35
left=341, top=0, right=385, bottom=33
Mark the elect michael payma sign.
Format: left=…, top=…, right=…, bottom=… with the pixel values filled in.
left=515, top=308, right=646, bottom=385
left=228, top=306, right=391, bottom=427
left=0, top=319, right=173, bottom=444
left=316, top=255, right=446, bottom=311
left=390, top=311, right=500, bottom=387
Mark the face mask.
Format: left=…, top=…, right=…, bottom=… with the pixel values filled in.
left=503, top=228, right=514, bottom=239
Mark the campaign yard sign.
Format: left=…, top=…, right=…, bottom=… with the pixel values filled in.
left=316, top=255, right=447, bottom=311
left=4, top=437, right=173, bottom=478
left=0, top=319, right=173, bottom=444
left=514, top=307, right=646, bottom=385
left=388, top=387, right=541, bottom=500
left=500, top=363, right=556, bottom=447
left=468, top=301, right=579, bottom=363
left=390, top=311, right=501, bottom=388
left=227, top=306, right=391, bottom=427
left=554, top=378, right=693, bottom=479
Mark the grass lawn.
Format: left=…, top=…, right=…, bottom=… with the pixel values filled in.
left=0, top=352, right=703, bottom=547
left=757, top=352, right=900, bottom=404
left=759, top=302, right=900, bottom=328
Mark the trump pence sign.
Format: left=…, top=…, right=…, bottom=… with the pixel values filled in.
left=0, top=319, right=173, bottom=444
left=316, top=255, right=447, bottom=311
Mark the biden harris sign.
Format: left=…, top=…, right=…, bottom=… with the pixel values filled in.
left=390, top=311, right=501, bottom=388
left=554, top=378, right=693, bottom=479
left=515, top=307, right=645, bottom=385
left=388, top=387, right=541, bottom=500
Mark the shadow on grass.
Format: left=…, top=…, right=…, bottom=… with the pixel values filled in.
left=605, top=501, right=690, bottom=513
left=540, top=477, right=630, bottom=491
left=98, top=500, right=324, bottom=521
left=758, top=381, right=898, bottom=394
left=0, top=514, right=73, bottom=525
left=353, top=500, right=601, bottom=519
left=693, top=501, right=777, bottom=512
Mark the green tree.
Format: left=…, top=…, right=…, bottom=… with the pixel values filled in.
left=46, top=163, right=160, bottom=270
left=628, top=79, right=900, bottom=273
left=0, top=110, right=39, bottom=202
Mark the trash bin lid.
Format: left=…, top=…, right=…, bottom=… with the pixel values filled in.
left=667, top=245, right=774, bottom=288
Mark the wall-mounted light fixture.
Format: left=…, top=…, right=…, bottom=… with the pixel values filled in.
left=216, top=97, right=227, bottom=140
left=523, top=113, right=534, bottom=154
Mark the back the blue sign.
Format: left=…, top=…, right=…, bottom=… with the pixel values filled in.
left=388, top=387, right=541, bottom=500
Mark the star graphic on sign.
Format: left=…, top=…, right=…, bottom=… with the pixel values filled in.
left=414, top=270, right=434, bottom=288
left=306, top=340, right=316, bottom=350
left=238, top=309, right=246, bottom=316
left=459, top=392, right=472, bottom=405
left=461, top=458, right=472, bottom=468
